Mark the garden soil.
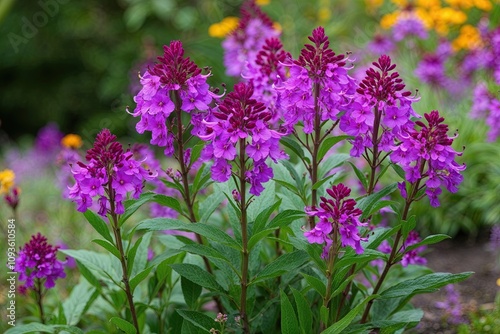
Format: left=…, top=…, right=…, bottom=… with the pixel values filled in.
left=409, top=230, right=498, bottom=333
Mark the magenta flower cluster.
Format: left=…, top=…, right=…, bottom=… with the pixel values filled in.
left=391, top=110, right=465, bottom=207
left=276, top=27, right=356, bottom=134
left=222, top=0, right=280, bottom=77
left=198, top=82, right=286, bottom=196
left=375, top=230, right=427, bottom=268
left=131, top=40, right=212, bottom=155
left=242, top=37, right=290, bottom=123
left=304, top=183, right=366, bottom=256
left=69, top=129, right=157, bottom=216
left=340, top=55, right=418, bottom=157
left=15, top=233, right=66, bottom=290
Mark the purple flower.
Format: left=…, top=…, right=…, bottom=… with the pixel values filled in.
left=490, top=225, right=500, bottom=250
left=69, top=129, right=157, bottom=216
left=470, top=82, right=492, bottom=119
left=197, top=82, right=286, bottom=195
left=242, top=37, right=290, bottom=123
left=340, top=55, right=418, bottom=157
left=222, top=1, right=280, bottom=77
left=304, top=183, right=367, bottom=256
left=391, top=110, right=466, bottom=207
left=367, top=34, right=395, bottom=55
left=435, top=285, right=465, bottom=324
left=392, top=14, right=428, bottom=41
left=15, top=233, right=66, bottom=290
left=276, top=27, right=356, bottom=134
left=130, top=41, right=212, bottom=156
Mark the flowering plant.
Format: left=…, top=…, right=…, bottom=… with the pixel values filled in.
left=7, top=1, right=474, bottom=334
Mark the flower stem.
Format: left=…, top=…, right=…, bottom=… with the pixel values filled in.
left=35, top=279, right=45, bottom=324
left=238, top=138, right=250, bottom=334
left=108, top=183, right=140, bottom=334
left=320, top=229, right=338, bottom=330
left=360, top=165, right=425, bottom=323
left=172, top=90, right=224, bottom=313
left=309, top=82, right=322, bottom=229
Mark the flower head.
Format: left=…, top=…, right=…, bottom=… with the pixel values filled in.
left=304, top=183, right=367, bottom=256
left=222, top=0, right=280, bottom=77
left=130, top=41, right=212, bottom=156
left=197, top=82, right=286, bottom=195
left=391, top=110, right=466, bottom=206
left=242, top=37, right=290, bottom=123
left=15, top=233, right=66, bottom=290
left=276, top=26, right=356, bottom=133
left=69, top=129, right=157, bottom=216
left=61, top=134, right=83, bottom=149
left=340, top=55, right=418, bottom=157
left=0, top=169, right=15, bottom=195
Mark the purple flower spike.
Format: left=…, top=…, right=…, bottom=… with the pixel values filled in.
left=391, top=110, right=466, bottom=207
left=340, top=55, right=418, bottom=157
left=130, top=41, right=212, bottom=156
left=198, top=82, right=286, bottom=195
left=276, top=26, right=357, bottom=133
left=15, top=233, right=66, bottom=290
left=69, top=129, right=157, bottom=216
left=304, top=183, right=367, bottom=256
left=222, top=0, right=280, bottom=77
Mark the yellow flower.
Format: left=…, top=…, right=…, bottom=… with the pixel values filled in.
left=452, top=24, right=483, bottom=50
left=365, top=0, right=384, bottom=9
left=208, top=16, right=239, bottom=38
left=318, top=7, right=332, bottom=22
left=391, top=0, right=408, bottom=6
left=381, top=11, right=400, bottom=29
left=474, top=0, right=493, bottom=10
left=255, top=0, right=270, bottom=5
left=417, top=0, right=441, bottom=8
left=61, top=134, right=83, bottom=149
left=497, top=278, right=500, bottom=287
left=445, top=0, right=474, bottom=9
left=0, top=169, right=15, bottom=195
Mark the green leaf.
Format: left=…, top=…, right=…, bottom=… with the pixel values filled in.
left=192, top=163, right=213, bottom=195
left=52, top=326, right=85, bottom=334
left=137, top=218, right=241, bottom=250
left=280, top=290, right=300, bottom=334
left=318, top=135, right=352, bottom=162
left=291, top=287, right=313, bottom=334
left=4, top=323, right=55, bottom=334
left=335, top=249, right=385, bottom=270
left=252, top=250, right=309, bottom=284
left=268, top=210, right=306, bottom=229
left=319, top=153, right=350, bottom=179
left=281, top=160, right=305, bottom=192
left=181, top=244, right=231, bottom=265
left=301, top=273, right=326, bottom=297
left=357, top=183, right=398, bottom=220
left=189, top=141, right=205, bottom=167
left=152, top=194, right=183, bottom=215
left=281, top=136, right=307, bottom=161
left=390, top=163, right=406, bottom=179
left=130, top=266, right=154, bottom=292
left=404, top=234, right=451, bottom=253
left=401, top=216, right=416, bottom=240
left=253, top=199, right=282, bottom=233
left=364, top=200, right=398, bottom=218
left=322, top=295, right=378, bottom=334
left=109, top=317, right=137, bottom=334
left=83, top=210, right=113, bottom=243
left=63, top=279, right=96, bottom=326
left=248, top=228, right=277, bottom=251
left=348, top=162, right=368, bottom=192
left=380, top=272, right=474, bottom=300
left=199, top=190, right=225, bottom=224
left=312, top=173, right=338, bottom=190
left=60, top=249, right=121, bottom=284
left=129, top=232, right=152, bottom=278
left=92, top=239, right=121, bottom=259
left=74, top=260, right=101, bottom=290
left=170, top=263, right=224, bottom=292
left=177, top=310, right=217, bottom=332
left=181, top=276, right=202, bottom=309
left=121, top=192, right=158, bottom=225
